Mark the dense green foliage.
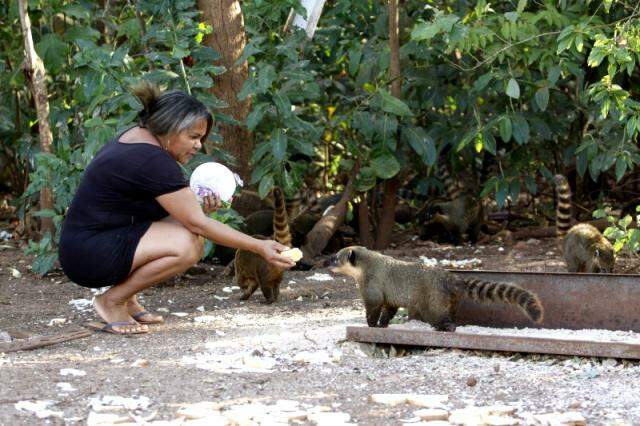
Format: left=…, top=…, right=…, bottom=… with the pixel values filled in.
left=2, top=0, right=640, bottom=272
left=1, top=0, right=225, bottom=272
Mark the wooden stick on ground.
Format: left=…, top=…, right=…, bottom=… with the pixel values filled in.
left=0, top=329, right=93, bottom=354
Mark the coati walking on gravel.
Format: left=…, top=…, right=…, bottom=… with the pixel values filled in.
left=234, top=187, right=292, bottom=303
left=328, top=246, right=543, bottom=331
left=554, top=175, right=615, bottom=273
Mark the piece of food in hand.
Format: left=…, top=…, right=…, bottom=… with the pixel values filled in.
left=281, top=248, right=303, bottom=262
left=189, top=162, right=243, bottom=203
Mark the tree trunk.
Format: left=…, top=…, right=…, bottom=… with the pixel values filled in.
left=18, top=0, right=54, bottom=237
left=197, top=0, right=253, bottom=183
left=357, top=194, right=373, bottom=249
left=374, top=0, right=402, bottom=250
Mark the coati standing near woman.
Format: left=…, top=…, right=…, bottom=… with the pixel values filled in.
left=328, top=246, right=543, bottom=331
left=234, top=187, right=292, bottom=303
left=554, top=174, right=615, bottom=273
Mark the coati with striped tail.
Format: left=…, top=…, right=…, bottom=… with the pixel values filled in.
left=554, top=175, right=615, bottom=273
left=234, top=187, right=292, bottom=303
left=328, top=246, right=543, bottom=331
left=419, top=164, right=484, bottom=245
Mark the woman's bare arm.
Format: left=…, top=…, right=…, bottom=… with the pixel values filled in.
left=156, top=187, right=295, bottom=268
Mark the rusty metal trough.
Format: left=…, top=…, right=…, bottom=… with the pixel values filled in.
left=346, top=270, right=640, bottom=359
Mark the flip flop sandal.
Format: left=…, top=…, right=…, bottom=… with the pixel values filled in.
left=85, top=321, right=149, bottom=335
left=131, top=311, right=165, bottom=324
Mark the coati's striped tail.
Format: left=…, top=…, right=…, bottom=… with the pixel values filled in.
left=454, top=278, right=544, bottom=323
left=272, top=187, right=292, bottom=247
left=554, top=174, right=573, bottom=238
left=438, top=163, right=461, bottom=200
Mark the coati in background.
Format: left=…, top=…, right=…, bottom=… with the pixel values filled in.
left=234, top=187, right=292, bottom=303
left=419, top=164, right=485, bottom=245
left=554, top=174, right=615, bottom=273
left=328, top=246, right=544, bottom=331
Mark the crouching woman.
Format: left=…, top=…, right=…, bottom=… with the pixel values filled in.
left=59, top=82, right=294, bottom=335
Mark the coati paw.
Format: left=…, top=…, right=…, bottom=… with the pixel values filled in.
left=434, top=322, right=457, bottom=332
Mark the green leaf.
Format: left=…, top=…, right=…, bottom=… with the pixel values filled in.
left=258, top=64, right=276, bottom=92
left=271, top=129, right=288, bottom=162
left=548, top=66, right=561, bottom=86
left=379, top=90, right=414, bottom=117
left=535, top=86, right=549, bottom=111
left=273, top=91, right=292, bottom=117
left=371, top=153, right=401, bottom=179
left=473, top=73, right=493, bottom=92
left=246, top=103, right=269, bottom=130
left=615, top=156, right=627, bottom=182
left=499, top=115, right=512, bottom=142
left=438, top=15, right=460, bottom=32
left=411, top=22, right=440, bottom=41
left=483, top=132, right=496, bottom=155
left=506, top=78, right=520, bottom=99
left=237, top=78, right=257, bottom=101
left=258, top=174, right=274, bottom=199
left=512, top=115, right=530, bottom=144
left=35, top=33, right=70, bottom=74
left=402, top=125, right=436, bottom=166
left=356, top=167, right=377, bottom=192
left=348, top=46, right=362, bottom=75
left=517, top=0, right=527, bottom=12
left=251, top=142, right=270, bottom=163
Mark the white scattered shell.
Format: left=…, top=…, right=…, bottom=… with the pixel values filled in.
left=193, top=315, right=218, bottom=324
left=222, top=287, right=233, bottom=293
left=214, top=295, right=229, bottom=301
left=14, top=400, right=62, bottom=419
left=86, top=411, right=131, bottom=426
left=171, top=312, right=189, bottom=317
left=176, top=401, right=223, bottom=420
left=60, top=368, right=86, bottom=377
left=68, top=298, right=93, bottom=312
left=131, top=359, right=149, bottom=368
left=47, top=318, right=66, bottom=327
left=196, top=305, right=205, bottom=312
left=414, top=408, right=449, bottom=421
left=157, top=307, right=170, bottom=313
left=88, top=395, right=151, bottom=412
left=215, top=330, right=226, bottom=336
left=308, top=273, right=333, bottom=282
left=307, top=411, right=351, bottom=424
left=10, top=268, right=21, bottom=278
left=56, top=382, right=77, bottom=393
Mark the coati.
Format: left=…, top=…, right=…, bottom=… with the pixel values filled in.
left=554, top=175, right=615, bottom=273
left=418, top=163, right=485, bottom=245
left=328, top=246, right=543, bottom=331
left=419, top=195, right=484, bottom=245
left=234, top=187, right=292, bottom=303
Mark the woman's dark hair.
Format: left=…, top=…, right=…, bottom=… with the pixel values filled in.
left=131, top=81, right=213, bottom=142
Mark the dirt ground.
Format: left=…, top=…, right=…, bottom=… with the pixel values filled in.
left=1, top=236, right=639, bottom=425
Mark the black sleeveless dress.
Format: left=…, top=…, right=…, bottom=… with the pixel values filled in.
left=58, top=138, right=188, bottom=288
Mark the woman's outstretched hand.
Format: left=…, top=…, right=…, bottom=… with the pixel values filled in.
left=257, top=240, right=296, bottom=269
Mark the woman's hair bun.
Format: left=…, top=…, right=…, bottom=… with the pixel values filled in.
left=131, top=80, right=161, bottom=111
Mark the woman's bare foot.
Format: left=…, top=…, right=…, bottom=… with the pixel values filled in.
left=127, top=295, right=164, bottom=324
left=93, top=293, right=149, bottom=334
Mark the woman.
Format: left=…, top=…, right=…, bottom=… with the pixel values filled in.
left=59, top=82, right=295, bottom=335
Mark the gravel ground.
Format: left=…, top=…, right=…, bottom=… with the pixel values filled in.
left=0, top=238, right=639, bottom=425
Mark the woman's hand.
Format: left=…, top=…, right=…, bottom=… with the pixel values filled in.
left=202, top=193, right=223, bottom=215
left=256, top=240, right=296, bottom=269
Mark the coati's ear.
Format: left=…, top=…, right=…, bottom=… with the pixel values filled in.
left=348, top=249, right=357, bottom=265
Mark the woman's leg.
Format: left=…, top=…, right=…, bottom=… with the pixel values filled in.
left=93, top=218, right=203, bottom=333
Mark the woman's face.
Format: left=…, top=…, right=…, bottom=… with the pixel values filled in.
left=165, top=118, right=208, bottom=164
